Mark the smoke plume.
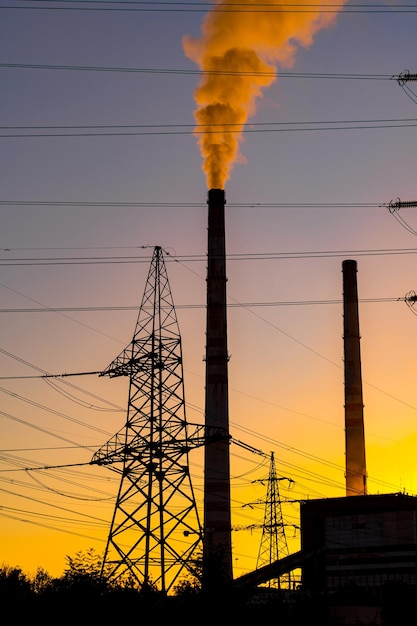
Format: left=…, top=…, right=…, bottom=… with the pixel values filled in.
left=183, top=0, right=347, bottom=189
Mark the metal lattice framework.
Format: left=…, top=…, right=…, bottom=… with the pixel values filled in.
left=256, top=452, right=292, bottom=590
left=92, top=246, right=202, bottom=593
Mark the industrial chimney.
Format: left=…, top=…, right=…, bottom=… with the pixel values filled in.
left=342, top=259, right=367, bottom=496
left=203, top=188, right=233, bottom=592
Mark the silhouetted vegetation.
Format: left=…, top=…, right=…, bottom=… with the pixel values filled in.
left=0, top=550, right=415, bottom=625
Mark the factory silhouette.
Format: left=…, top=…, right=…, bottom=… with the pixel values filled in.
left=91, top=187, right=417, bottom=623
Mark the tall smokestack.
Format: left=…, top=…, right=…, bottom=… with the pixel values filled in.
left=203, top=188, right=233, bottom=592
left=342, top=259, right=367, bottom=496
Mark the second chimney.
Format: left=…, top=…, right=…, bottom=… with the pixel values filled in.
left=342, top=259, right=367, bottom=496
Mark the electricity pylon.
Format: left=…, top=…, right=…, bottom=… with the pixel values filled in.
left=256, top=452, right=293, bottom=590
left=92, top=246, right=202, bottom=594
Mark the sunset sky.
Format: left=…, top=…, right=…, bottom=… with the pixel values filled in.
left=1, top=0, right=417, bottom=583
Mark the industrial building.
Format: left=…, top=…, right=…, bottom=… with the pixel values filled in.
left=301, top=492, right=417, bottom=594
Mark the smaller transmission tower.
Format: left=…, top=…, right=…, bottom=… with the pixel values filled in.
left=256, top=452, right=292, bottom=590
left=92, top=246, right=202, bottom=594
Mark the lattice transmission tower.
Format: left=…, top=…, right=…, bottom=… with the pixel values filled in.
left=92, top=246, right=203, bottom=593
left=256, top=452, right=293, bottom=590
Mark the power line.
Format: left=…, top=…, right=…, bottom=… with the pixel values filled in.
left=0, top=0, right=407, bottom=12
left=0, top=347, right=124, bottom=410
left=2, top=117, right=408, bottom=132
left=3, top=119, right=416, bottom=138
left=0, top=298, right=403, bottom=315
left=0, top=62, right=392, bottom=80
left=3, top=1, right=417, bottom=13
left=0, top=200, right=383, bottom=207
left=0, top=248, right=417, bottom=266
left=0, top=387, right=110, bottom=435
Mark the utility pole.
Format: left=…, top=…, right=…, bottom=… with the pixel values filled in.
left=92, top=246, right=202, bottom=594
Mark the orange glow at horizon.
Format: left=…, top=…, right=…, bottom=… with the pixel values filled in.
left=183, top=0, right=348, bottom=189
